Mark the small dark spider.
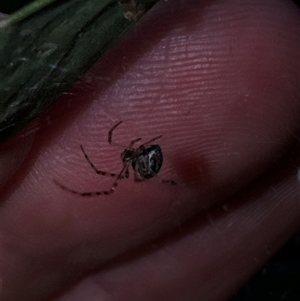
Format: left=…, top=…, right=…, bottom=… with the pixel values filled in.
left=54, top=121, right=176, bottom=196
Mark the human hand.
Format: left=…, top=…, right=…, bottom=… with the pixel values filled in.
left=2, top=0, right=300, bottom=300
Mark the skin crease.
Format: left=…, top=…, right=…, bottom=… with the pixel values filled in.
left=1, top=0, right=300, bottom=300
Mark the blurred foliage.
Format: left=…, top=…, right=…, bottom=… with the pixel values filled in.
left=0, top=0, right=34, bottom=13
left=0, top=0, right=160, bottom=142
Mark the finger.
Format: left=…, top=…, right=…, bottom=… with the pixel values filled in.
left=2, top=0, right=300, bottom=300
left=56, top=150, right=300, bottom=301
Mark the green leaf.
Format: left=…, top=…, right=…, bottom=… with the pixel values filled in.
left=0, top=0, right=160, bottom=142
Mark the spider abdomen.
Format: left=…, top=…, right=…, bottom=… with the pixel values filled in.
left=133, top=145, right=163, bottom=179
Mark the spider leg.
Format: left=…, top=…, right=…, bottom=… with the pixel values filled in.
left=108, top=121, right=129, bottom=148
left=161, top=179, right=177, bottom=185
left=141, top=135, right=162, bottom=146
left=80, top=144, right=125, bottom=178
left=133, top=177, right=176, bottom=185
left=108, top=121, right=143, bottom=149
left=54, top=164, right=129, bottom=196
left=128, top=137, right=141, bottom=148
left=109, top=121, right=123, bottom=134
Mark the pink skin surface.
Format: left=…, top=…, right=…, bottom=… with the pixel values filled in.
left=1, top=0, right=300, bottom=300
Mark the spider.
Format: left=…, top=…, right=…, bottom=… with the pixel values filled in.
left=54, top=121, right=176, bottom=196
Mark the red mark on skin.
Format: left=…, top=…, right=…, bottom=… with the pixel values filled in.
left=172, top=155, right=211, bottom=187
